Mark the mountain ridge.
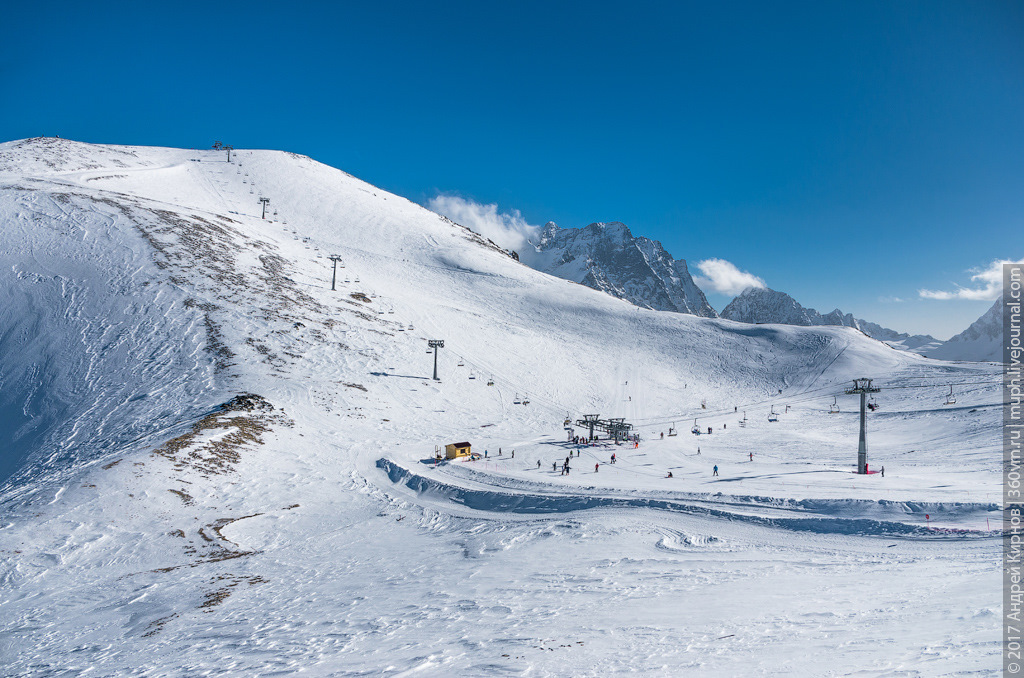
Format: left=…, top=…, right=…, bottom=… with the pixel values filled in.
left=520, top=220, right=717, bottom=317
left=720, top=286, right=941, bottom=352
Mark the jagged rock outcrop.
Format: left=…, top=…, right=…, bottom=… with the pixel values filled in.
left=521, top=221, right=717, bottom=317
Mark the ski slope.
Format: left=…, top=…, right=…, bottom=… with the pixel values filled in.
left=0, top=138, right=1002, bottom=676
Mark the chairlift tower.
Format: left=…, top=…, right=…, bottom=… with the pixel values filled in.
left=328, top=255, right=343, bottom=290
left=845, top=378, right=880, bottom=474
left=224, top=145, right=234, bottom=162
left=428, top=340, right=444, bottom=381
left=579, top=414, right=600, bottom=440
left=259, top=197, right=270, bottom=219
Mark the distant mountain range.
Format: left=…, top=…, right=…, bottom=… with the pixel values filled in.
left=520, top=221, right=717, bottom=317
left=720, top=287, right=941, bottom=352
left=496, top=219, right=1000, bottom=363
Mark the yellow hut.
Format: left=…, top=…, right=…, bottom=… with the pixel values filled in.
left=445, top=442, right=471, bottom=459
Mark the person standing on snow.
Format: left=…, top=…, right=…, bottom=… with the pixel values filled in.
left=713, top=465, right=719, bottom=476
left=749, top=452, right=753, bottom=461
left=595, top=463, right=599, bottom=473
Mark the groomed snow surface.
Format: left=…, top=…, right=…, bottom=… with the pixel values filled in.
left=0, top=138, right=1002, bottom=676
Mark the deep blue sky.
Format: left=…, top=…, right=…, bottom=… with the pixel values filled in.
left=3, top=1, right=1021, bottom=337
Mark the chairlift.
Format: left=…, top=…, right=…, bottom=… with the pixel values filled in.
left=667, top=422, right=677, bottom=437
left=563, top=414, right=572, bottom=427
left=739, top=411, right=747, bottom=427
left=867, top=395, right=878, bottom=412
left=514, top=394, right=522, bottom=404
left=457, top=358, right=465, bottom=367
left=944, top=385, right=956, bottom=405
left=829, top=396, right=839, bottom=414
left=691, top=418, right=701, bottom=435
left=487, top=377, right=494, bottom=386
left=768, top=406, right=779, bottom=423
left=408, top=324, right=414, bottom=331
left=701, top=399, right=707, bottom=410
left=468, top=372, right=476, bottom=380
left=522, top=397, right=530, bottom=405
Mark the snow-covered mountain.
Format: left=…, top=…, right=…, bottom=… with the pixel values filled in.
left=0, top=138, right=1001, bottom=675
left=521, top=221, right=717, bottom=317
left=721, top=286, right=940, bottom=352
left=927, top=299, right=1003, bottom=362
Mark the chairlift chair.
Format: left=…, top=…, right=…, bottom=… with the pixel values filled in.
left=667, top=423, right=677, bottom=436
left=487, top=377, right=494, bottom=386
left=768, top=406, right=779, bottom=423
left=691, top=418, right=701, bottom=435
left=458, top=358, right=465, bottom=367
left=468, top=372, right=476, bottom=380
left=522, top=397, right=530, bottom=405
left=944, top=385, right=956, bottom=405
left=514, top=394, right=522, bottom=404
left=829, top=396, right=839, bottom=414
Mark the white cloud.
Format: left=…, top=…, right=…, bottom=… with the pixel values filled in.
left=693, top=259, right=766, bottom=296
left=427, top=194, right=539, bottom=253
left=918, top=258, right=1024, bottom=301
left=879, top=296, right=905, bottom=303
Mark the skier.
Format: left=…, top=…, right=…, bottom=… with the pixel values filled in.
left=611, top=453, right=616, bottom=464
left=553, top=461, right=558, bottom=472
left=697, top=446, right=701, bottom=455
left=708, top=427, right=712, bottom=435
left=538, top=460, right=541, bottom=468
left=512, top=450, right=515, bottom=458
left=667, top=471, right=673, bottom=478
left=485, top=450, right=488, bottom=459
left=713, top=465, right=719, bottom=477
left=661, top=432, right=664, bottom=440
left=749, top=452, right=753, bottom=461
left=881, top=466, right=885, bottom=477
left=595, top=463, right=599, bottom=473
